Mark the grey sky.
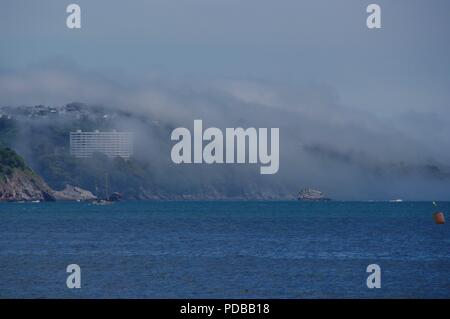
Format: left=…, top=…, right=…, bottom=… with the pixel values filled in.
left=2, top=1, right=449, bottom=115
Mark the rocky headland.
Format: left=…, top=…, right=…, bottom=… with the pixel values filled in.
left=0, top=146, right=95, bottom=202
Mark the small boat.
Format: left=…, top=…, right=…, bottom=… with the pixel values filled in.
left=389, top=199, right=403, bottom=202
left=91, top=173, right=114, bottom=205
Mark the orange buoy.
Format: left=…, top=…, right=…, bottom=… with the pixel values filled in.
left=433, top=212, right=445, bottom=224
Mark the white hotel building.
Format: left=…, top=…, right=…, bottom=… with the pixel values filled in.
left=70, top=130, right=133, bottom=159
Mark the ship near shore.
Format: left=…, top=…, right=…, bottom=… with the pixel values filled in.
left=297, top=188, right=331, bottom=201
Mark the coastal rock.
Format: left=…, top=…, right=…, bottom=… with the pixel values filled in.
left=298, top=188, right=331, bottom=201
left=1, top=146, right=98, bottom=202
left=0, top=170, right=55, bottom=202
left=1, top=146, right=55, bottom=201
left=53, top=184, right=97, bottom=201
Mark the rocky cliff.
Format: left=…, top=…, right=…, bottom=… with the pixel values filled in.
left=0, top=168, right=55, bottom=201
left=0, top=146, right=94, bottom=202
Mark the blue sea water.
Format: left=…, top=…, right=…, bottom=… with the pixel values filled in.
left=0, top=201, right=449, bottom=298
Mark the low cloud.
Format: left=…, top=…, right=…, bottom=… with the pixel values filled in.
left=1, top=61, right=449, bottom=200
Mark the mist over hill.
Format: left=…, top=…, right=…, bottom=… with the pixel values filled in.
left=1, top=62, right=450, bottom=200
left=1, top=89, right=450, bottom=200
left=0, top=102, right=298, bottom=199
left=1, top=1, right=450, bottom=200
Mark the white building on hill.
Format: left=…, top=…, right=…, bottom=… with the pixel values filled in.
left=70, top=130, right=133, bottom=159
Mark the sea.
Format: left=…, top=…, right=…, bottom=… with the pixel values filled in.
left=0, top=201, right=449, bottom=298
